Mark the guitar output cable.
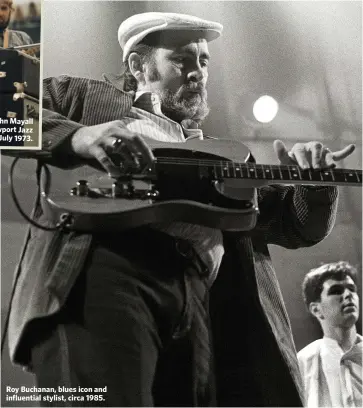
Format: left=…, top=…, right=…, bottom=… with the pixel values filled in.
left=9, top=157, right=72, bottom=231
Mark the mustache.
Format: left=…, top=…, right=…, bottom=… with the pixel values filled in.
left=181, top=83, right=206, bottom=93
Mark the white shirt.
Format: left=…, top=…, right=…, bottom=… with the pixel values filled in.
left=120, top=91, right=224, bottom=283
left=298, top=335, right=362, bottom=407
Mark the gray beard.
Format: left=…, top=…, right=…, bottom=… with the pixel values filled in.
left=156, top=87, right=210, bottom=125
left=143, top=61, right=210, bottom=124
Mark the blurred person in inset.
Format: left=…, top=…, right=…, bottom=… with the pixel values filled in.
left=11, top=5, right=24, bottom=29
left=0, top=0, right=32, bottom=48
left=298, top=261, right=362, bottom=407
left=26, top=1, right=39, bottom=24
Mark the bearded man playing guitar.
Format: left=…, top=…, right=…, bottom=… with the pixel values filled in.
left=0, top=0, right=33, bottom=48
left=3, top=12, right=357, bottom=407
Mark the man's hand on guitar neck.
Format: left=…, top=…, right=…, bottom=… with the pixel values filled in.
left=71, top=121, right=155, bottom=176
left=273, top=140, right=355, bottom=169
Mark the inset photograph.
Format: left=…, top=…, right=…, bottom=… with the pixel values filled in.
left=0, top=0, right=41, bottom=149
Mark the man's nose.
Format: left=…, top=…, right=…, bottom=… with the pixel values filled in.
left=187, top=65, right=205, bottom=83
left=343, top=288, right=354, bottom=299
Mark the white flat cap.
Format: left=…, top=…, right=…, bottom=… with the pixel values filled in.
left=118, top=12, right=223, bottom=62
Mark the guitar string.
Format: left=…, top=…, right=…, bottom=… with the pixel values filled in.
left=153, top=156, right=358, bottom=170
left=151, top=157, right=361, bottom=178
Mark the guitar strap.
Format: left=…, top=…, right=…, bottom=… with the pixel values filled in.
left=3, top=28, right=9, bottom=48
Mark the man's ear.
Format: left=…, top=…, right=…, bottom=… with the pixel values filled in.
left=309, top=302, right=324, bottom=320
left=128, top=52, right=145, bottom=85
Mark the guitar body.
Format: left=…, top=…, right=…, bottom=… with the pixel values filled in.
left=40, top=139, right=260, bottom=232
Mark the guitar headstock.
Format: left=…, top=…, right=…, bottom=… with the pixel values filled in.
left=19, top=45, right=40, bottom=57
left=12, top=44, right=40, bottom=62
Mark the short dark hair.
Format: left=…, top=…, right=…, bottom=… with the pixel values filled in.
left=302, top=261, right=358, bottom=308
left=122, top=42, right=156, bottom=92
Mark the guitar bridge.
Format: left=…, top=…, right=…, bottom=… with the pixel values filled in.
left=112, top=179, right=159, bottom=199
left=70, top=179, right=159, bottom=200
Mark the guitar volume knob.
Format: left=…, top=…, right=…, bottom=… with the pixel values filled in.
left=75, top=180, right=89, bottom=196
left=146, top=189, right=159, bottom=198
left=112, top=181, right=127, bottom=198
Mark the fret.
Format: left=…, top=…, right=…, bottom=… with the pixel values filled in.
left=270, top=166, right=282, bottom=180
left=278, top=166, right=283, bottom=180
left=228, top=162, right=233, bottom=177
left=330, top=168, right=335, bottom=182
left=355, top=170, right=362, bottom=183
left=240, top=164, right=248, bottom=179
left=300, top=169, right=313, bottom=182
left=320, top=170, right=334, bottom=182
left=222, top=162, right=230, bottom=178
left=212, top=163, right=216, bottom=179
left=219, top=162, right=224, bottom=178
left=309, top=169, right=324, bottom=182
left=248, top=165, right=257, bottom=179
left=330, top=169, right=347, bottom=183
left=345, top=170, right=360, bottom=183
left=280, top=166, right=291, bottom=182
left=232, top=162, right=237, bottom=178
left=289, top=166, right=301, bottom=181
left=234, top=165, right=242, bottom=179
left=270, top=165, right=275, bottom=179
left=255, top=165, right=265, bottom=180
left=263, top=165, right=274, bottom=180
left=261, top=165, right=266, bottom=179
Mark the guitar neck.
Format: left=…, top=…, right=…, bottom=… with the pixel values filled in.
left=209, top=161, right=362, bottom=186
left=155, top=158, right=362, bottom=186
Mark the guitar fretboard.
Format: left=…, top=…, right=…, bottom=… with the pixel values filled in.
left=213, top=162, right=361, bottom=185
left=156, top=158, right=362, bottom=186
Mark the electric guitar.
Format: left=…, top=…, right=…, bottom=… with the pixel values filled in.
left=39, top=139, right=362, bottom=233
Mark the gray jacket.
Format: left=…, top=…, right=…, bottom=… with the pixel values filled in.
left=0, top=29, right=33, bottom=48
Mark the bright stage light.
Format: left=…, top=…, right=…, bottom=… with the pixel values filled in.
left=252, top=95, right=279, bottom=123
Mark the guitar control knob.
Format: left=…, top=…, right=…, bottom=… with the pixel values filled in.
left=112, top=181, right=126, bottom=198
left=146, top=190, right=159, bottom=198
left=76, top=180, right=89, bottom=196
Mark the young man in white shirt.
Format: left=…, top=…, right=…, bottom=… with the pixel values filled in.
left=298, top=261, right=362, bottom=407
